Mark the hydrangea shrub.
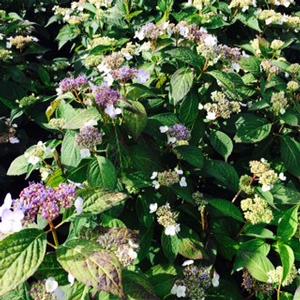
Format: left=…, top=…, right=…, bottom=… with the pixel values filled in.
left=0, top=0, right=300, bottom=299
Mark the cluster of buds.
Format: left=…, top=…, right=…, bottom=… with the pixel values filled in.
left=94, top=86, right=122, bottom=119
left=171, top=261, right=219, bottom=298
left=268, top=0, right=295, bottom=7
left=200, top=91, right=241, bottom=121
left=18, top=94, right=39, bottom=108
left=0, top=117, right=19, bottom=144
left=0, top=48, right=12, bottom=61
left=111, top=67, right=150, bottom=84
left=187, top=0, right=212, bottom=10
left=287, top=80, right=299, bottom=92
left=30, top=278, right=65, bottom=300
left=159, top=124, right=191, bottom=146
left=7, top=35, right=38, bottom=50
left=267, top=265, right=297, bottom=286
left=258, top=10, right=300, bottom=31
left=239, top=175, right=255, bottom=195
left=242, top=271, right=273, bottom=297
left=249, top=158, right=285, bottom=191
left=76, top=121, right=103, bottom=158
left=18, top=182, right=78, bottom=222
left=270, top=39, right=284, bottom=51
left=193, top=191, right=207, bottom=212
left=151, top=168, right=187, bottom=189
left=57, top=75, right=89, bottom=95
left=97, top=227, right=139, bottom=267
left=49, top=118, right=65, bottom=130
left=229, top=0, right=256, bottom=12
left=271, top=91, right=288, bottom=116
left=260, top=60, right=280, bottom=80
left=240, top=195, right=273, bottom=224
left=155, top=203, right=180, bottom=236
left=24, top=141, right=53, bottom=166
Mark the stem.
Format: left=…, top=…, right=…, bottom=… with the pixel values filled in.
left=113, top=123, right=123, bottom=170
left=49, top=220, right=59, bottom=247
left=277, top=281, right=282, bottom=300
left=47, top=241, right=57, bottom=249
left=232, top=189, right=242, bottom=203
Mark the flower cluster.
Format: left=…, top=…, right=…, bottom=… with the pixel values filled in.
left=171, top=262, right=219, bottom=298
left=30, top=278, right=65, bottom=300
left=97, top=227, right=139, bottom=267
left=76, top=121, right=103, bottom=158
left=111, top=67, right=149, bottom=84
left=7, top=35, right=38, bottom=50
left=239, top=175, right=255, bottom=195
left=0, top=48, right=12, bottom=61
left=260, top=60, right=280, bottom=80
left=249, top=158, right=285, bottom=191
left=229, top=0, right=256, bottom=12
left=240, top=195, right=273, bottom=224
left=0, top=117, right=19, bottom=144
left=271, top=91, right=288, bottom=115
left=155, top=203, right=180, bottom=236
left=57, top=75, right=89, bottom=94
left=200, top=91, right=241, bottom=120
left=268, top=0, right=295, bottom=7
left=18, top=182, right=78, bottom=222
left=159, top=124, right=191, bottom=145
left=24, top=141, right=53, bottom=166
left=267, top=265, right=297, bottom=286
left=18, top=94, right=39, bottom=108
left=193, top=191, right=207, bottom=212
left=242, top=271, right=273, bottom=297
left=94, top=86, right=122, bottom=118
left=151, top=168, right=187, bottom=189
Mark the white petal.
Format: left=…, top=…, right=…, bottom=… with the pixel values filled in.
left=149, top=203, right=158, bottom=213
left=279, top=172, right=286, bottom=181
left=9, top=137, right=20, bottom=144
left=159, top=126, right=169, bottom=133
left=80, top=148, right=91, bottom=159
left=262, top=185, right=272, bottom=192
left=45, top=277, right=58, bottom=293
left=167, top=136, right=177, bottom=144
left=28, top=155, right=41, bottom=165
left=182, top=260, right=194, bottom=266
left=175, top=168, right=183, bottom=175
left=165, top=225, right=178, bottom=236
left=104, top=104, right=122, bottom=119
left=206, top=111, right=217, bottom=120
left=74, top=197, right=84, bottom=214
left=212, top=271, right=220, bottom=287
left=176, top=285, right=187, bottom=298
left=198, top=103, right=204, bottom=110
left=128, top=248, right=138, bottom=260
left=150, top=171, right=158, bottom=179
left=179, top=177, right=187, bottom=187
left=68, top=273, right=75, bottom=286
left=152, top=180, right=160, bottom=190
left=0, top=194, right=12, bottom=217
left=53, top=287, right=66, bottom=300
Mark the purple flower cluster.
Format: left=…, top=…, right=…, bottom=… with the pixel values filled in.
left=18, top=182, right=77, bottom=222
left=95, top=86, right=120, bottom=109
left=216, top=45, right=242, bottom=61
left=59, top=75, right=89, bottom=93
left=111, top=67, right=150, bottom=84
left=168, top=124, right=191, bottom=141
left=76, top=125, right=103, bottom=150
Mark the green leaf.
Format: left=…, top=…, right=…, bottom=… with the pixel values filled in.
left=0, top=284, right=30, bottom=300
left=243, top=224, right=275, bottom=240
left=178, top=91, right=199, bottom=127
left=64, top=282, right=90, bottom=300
left=63, top=108, right=101, bottom=130
left=205, top=160, right=239, bottom=192
left=236, top=12, right=262, bottom=32
left=7, top=155, right=28, bottom=176
left=123, top=101, right=147, bottom=140
left=0, top=229, right=47, bottom=296
left=280, top=136, right=300, bottom=177
left=176, top=145, right=204, bottom=169
left=277, top=206, right=299, bottom=242
left=209, top=130, right=233, bottom=161
left=165, top=48, right=205, bottom=69
left=61, top=130, right=81, bottom=168
left=272, top=184, right=300, bottom=205
left=57, top=239, right=123, bottom=297
left=278, top=243, right=294, bottom=283
left=239, top=56, right=261, bottom=76
left=161, top=234, right=179, bottom=263
left=170, top=68, right=194, bottom=105
left=78, top=188, right=127, bottom=214
left=294, top=286, right=300, bottom=300
left=87, top=156, right=117, bottom=189
left=208, top=199, right=244, bottom=222
left=56, top=25, right=81, bottom=49
left=235, top=114, right=272, bottom=143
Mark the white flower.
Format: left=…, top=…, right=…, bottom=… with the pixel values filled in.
left=279, top=172, right=286, bottom=181
left=45, top=278, right=58, bottom=293
left=212, top=271, right=220, bottom=287
left=182, top=260, right=194, bottom=266
left=134, top=29, right=145, bottom=41
left=103, top=73, right=114, bottom=86
left=0, top=193, right=13, bottom=217
left=179, top=177, right=187, bottom=187
left=128, top=248, right=138, bottom=260
left=152, top=180, right=160, bottom=190
left=206, top=111, right=217, bottom=120
left=104, top=104, right=122, bottom=119
left=139, top=41, right=151, bottom=52
left=150, top=171, right=158, bottom=179
left=136, top=70, right=150, bottom=84
left=74, top=197, right=84, bottom=214
left=159, top=126, right=169, bottom=133
left=232, top=62, right=241, bottom=73
left=260, top=158, right=268, bottom=163
left=198, top=103, right=204, bottom=110
left=167, top=136, right=177, bottom=144
left=68, top=273, right=75, bottom=286
left=9, top=136, right=20, bottom=144
left=149, top=203, right=158, bottom=213
left=40, top=169, right=50, bottom=181
left=80, top=148, right=91, bottom=159
left=203, top=35, right=218, bottom=48
left=262, top=184, right=273, bottom=192
left=165, top=224, right=180, bottom=236
left=175, top=168, right=183, bottom=175
left=26, top=154, right=41, bottom=165
left=171, top=284, right=186, bottom=298
left=0, top=209, right=24, bottom=234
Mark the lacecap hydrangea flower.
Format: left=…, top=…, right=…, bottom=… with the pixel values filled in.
left=156, top=203, right=181, bottom=236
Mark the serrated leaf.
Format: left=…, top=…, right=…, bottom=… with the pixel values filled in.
left=178, top=91, right=199, bottom=127
left=61, top=130, right=81, bottom=168
left=57, top=239, right=123, bottom=297
left=235, top=114, right=272, bottom=143
left=277, top=206, right=299, bottom=242
left=7, top=155, right=28, bottom=176
left=278, top=243, right=294, bottom=283
left=0, top=229, right=47, bottom=296
left=170, top=68, right=194, bottom=105
left=176, top=145, right=204, bottom=169
left=87, top=156, right=117, bottom=189
left=166, top=48, right=205, bottom=69
left=280, top=136, right=300, bottom=177
left=208, top=199, right=244, bottom=222
left=209, top=130, right=233, bottom=161
left=161, top=234, right=179, bottom=263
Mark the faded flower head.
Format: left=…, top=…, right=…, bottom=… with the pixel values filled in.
left=30, top=281, right=56, bottom=300
left=58, top=75, right=88, bottom=94
left=94, top=86, right=120, bottom=109
left=76, top=124, right=102, bottom=151
left=271, top=91, right=288, bottom=115
left=156, top=203, right=180, bottom=236
left=241, top=195, right=273, bottom=224
left=160, top=124, right=191, bottom=145
left=7, top=35, right=38, bottom=50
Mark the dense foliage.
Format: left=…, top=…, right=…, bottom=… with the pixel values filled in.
left=0, top=0, right=300, bottom=299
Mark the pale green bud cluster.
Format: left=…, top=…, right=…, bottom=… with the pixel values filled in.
left=8, top=35, right=38, bottom=50
left=49, top=118, right=65, bottom=129
left=157, top=170, right=180, bottom=187
left=268, top=0, right=295, bottom=7
left=239, top=175, right=255, bottom=195
left=260, top=60, right=280, bottom=78
left=156, top=203, right=179, bottom=228
left=267, top=265, right=297, bottom=286
left=229, top=0, right=256, bottom=12
left=271, top=91, right=288, bottom=115
left=84, top=55, right=103, bottom=68
left=288, top=63, right=300, bottom=75
left=287, top=80, right=299, bottom=91
left=0, top=48, right=12, bottom=61
left=18, top=95, right=39, bottom=108
left=258, top=170, right=278, bottom=191
left=193, top=191, right=207, bottom=211
left=249, top=159, right=270, bottom=177
left=270, top=39, right=284, bottom=51
left=190, top=0, right=212, bottom=10
left=30, top=281, right=56, bottom=300
left=241, top=195, right=273, bottom=224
